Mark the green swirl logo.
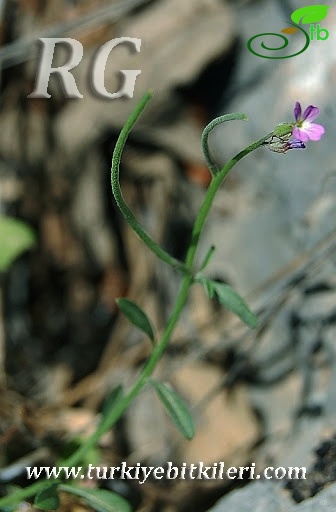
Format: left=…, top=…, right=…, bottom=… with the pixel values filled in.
left=247, top=5, right=330, bottom=59
left=247, top=23, right=310, bottom=59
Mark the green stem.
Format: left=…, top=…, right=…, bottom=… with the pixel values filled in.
left=0, top=95, right=275, bottom=510
left=190, top=130, right=274, bottom=259
left=111, top=91, right=189, bottom=275
left=201, top=113, right=248, bottom=175
left=0, top=480, right=48, bottom=508
left=58, top=129, right=276, bottom=469
left=64, top=272, right=193, bottom=469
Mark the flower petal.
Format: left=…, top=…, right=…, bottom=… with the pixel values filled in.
left=292, top=126, right=309, bottom=142
left=302, top=105, right=320, bottom=122
left=303, top=123, right=325, bottom=141
left=288, top=139, right=306, bottom=149
left=294, top=102, right=302, bottom=121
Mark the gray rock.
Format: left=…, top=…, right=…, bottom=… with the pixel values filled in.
left=205, top=0, right=336, bottom=293
left=208, top=481, right=292, bottom=512
left=297, top=485, right=336, bottom=512
left=208, top=482, right=336, bottom=512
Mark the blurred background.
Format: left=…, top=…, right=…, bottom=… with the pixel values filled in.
left=0, top=0, right=335, bottom=510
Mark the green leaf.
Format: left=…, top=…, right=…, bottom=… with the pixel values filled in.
left=199, top=245, right=216, bottom=272
left=203, top=278, right=215, bottom=299
left=150, top=380, right=195, bottom=440
left=200, top=278, right=258, bottom=329
left=60, top=485, right=131, bottom=512
left=291, top=5, right=329, bottom=25
left=116, top=298, right=155, bottom=343
left=34, top=484, right=60, bottom=510
left=0, top=217, right=36, bottom=273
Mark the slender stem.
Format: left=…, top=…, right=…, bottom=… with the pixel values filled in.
left=0, top=480, right=48, bottom=508
left=64, top=272, right=193, bottom=468
left=201, top=113, right=248, bottom=175
left=111, top=91, right=189, bottom=275
left=0, top=273, right=192, bottom=511
left=189, top=130, right=274, bottom=261
left=0, top=94, right=275, bottom=510
left=65, top=129, right=274, bottom=468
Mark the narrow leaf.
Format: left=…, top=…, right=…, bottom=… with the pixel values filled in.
left=60, top=485, right=131, bottom=512
left=210, top=280, right=257, bottom=329
left=0, top=217, right=36, bottom=273
left=205, top=279, right=215, bottom=299
left=199, top=245, right=216, bottom=272
left=34, top=484, right=60, bottom=510
left=150, top=380, right=195, bottom=440
left=197, top=276, right=215, bottom=299
left=116, top=298, right=155, bottom=343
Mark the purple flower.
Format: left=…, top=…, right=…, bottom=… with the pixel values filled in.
left=292, top=102, right=325, bottom=142
left=287, top=139, right=306, bottom=150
